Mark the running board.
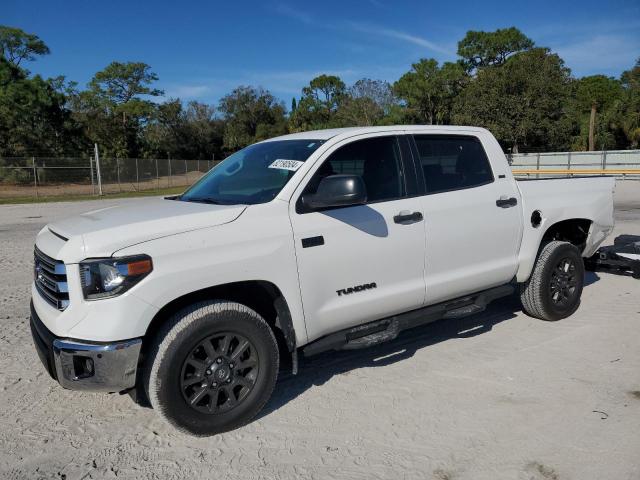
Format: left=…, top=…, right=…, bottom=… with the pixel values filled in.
left=302, top=284, right=514, bottom=357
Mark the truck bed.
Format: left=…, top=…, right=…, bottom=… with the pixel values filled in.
left=514, top=175, right=616, bottom=281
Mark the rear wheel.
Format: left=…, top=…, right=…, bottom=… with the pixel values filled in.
left=143, top=300, right=279, bottom=436
left=520, top=241, right=585, bottom=321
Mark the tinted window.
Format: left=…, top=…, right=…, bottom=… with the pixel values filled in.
left=304, top=136, right=405, bottom=203
left=413, top=135, right=493, bottom=194
left=181, top=139, right=323, bottom=205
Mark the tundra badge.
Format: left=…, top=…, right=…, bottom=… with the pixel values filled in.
left=336, top=282, right=377, bottom=296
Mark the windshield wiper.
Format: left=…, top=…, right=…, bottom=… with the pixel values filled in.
left=181, top=197, right=243, bottom=205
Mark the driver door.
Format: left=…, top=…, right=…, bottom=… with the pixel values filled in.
left=289, top=134, right=426, bottom=342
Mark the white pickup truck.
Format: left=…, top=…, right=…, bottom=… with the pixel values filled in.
left=30, top=126, right=615, bottom=435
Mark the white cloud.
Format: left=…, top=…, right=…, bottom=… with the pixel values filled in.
left=348, top=22, right=452, bottom=55
left=528, top=18, right=640, bottom=43
left=163, top=85, right=212, bottom=99
left=272, top=3, right=451, bottom=56
left=553, top=34, right=639, bottom=77
left=274, top=4, right=315, bottom=25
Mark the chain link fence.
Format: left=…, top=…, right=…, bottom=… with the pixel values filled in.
left=3, top=149, right=640, bottom=201
left=0, top=157, right=218, bottom=199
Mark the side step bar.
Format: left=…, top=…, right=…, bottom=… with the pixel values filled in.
left=302, top=284, right=514, bottom=357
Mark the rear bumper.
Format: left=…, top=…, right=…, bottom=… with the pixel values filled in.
left=30, top=301, right=142, bottom=392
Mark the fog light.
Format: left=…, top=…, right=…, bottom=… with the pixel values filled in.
left=73, top=356, right=94, bottom=379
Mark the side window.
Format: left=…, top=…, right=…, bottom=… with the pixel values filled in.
left=304, top=136, right=405, bottom=203
left=413, top=135, right=493, bottom=194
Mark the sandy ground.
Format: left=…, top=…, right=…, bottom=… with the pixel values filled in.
left=0, top=181, right=639, bottom=480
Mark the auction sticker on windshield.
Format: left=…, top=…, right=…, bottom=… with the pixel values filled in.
left=268, top=159, right=305, bottom=171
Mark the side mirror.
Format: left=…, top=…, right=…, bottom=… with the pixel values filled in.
left=302, top=174, right=367, bottom=210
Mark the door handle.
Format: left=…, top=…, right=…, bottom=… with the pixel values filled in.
left=301, top=236, right=324, bottom=248
left=496, top=196, right=518, bottom=208
left=394, top=211, right=423, bottom=224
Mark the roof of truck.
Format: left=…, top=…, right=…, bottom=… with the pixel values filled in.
left=265, top=125, right=486, bottom=141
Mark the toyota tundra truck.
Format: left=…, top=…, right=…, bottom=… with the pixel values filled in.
left=30, top=126, right=615, bottom=435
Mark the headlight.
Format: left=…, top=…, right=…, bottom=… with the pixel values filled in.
left=80, top=255, right=153, bottom=300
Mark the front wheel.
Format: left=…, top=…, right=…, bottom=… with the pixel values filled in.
left=520, top=241, right=585, bottom=321
left=143, top=301, right=279, bottom=436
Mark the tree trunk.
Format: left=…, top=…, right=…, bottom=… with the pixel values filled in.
left=512, top=143, right=519, bottom=154
left=588, top=103, right=596, bottom=151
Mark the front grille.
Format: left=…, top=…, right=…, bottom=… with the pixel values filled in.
left=34, top=246, right=69, bottom=310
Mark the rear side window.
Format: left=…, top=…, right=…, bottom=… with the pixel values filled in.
left=413, top=135, right=493, bottom=194
left=304, top=136, right=405, bottom=203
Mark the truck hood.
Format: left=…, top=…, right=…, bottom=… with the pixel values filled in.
left=40, top=197, right=246, bottom=262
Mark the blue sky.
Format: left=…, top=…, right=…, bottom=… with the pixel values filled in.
left=5, top=0, right=640, bottom=105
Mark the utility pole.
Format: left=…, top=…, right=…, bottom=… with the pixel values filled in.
left=94, top=143, right=103, bottom=196
left=90, top=155, right=95, bottom=195
left=32, top=157, right=38, bottom=198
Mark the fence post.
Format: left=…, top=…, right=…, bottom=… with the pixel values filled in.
left=116, top=158, right=121, bottom=193
left=184, top=159, right=188, bottom=186
left=90, top=156, right=95, bottom=195
left=168, top=157, right=172, bottom=187
left=155, top=158, right=159, bottom=190
left=94, top=143, right=103, bottom=196
left=536, top=153, right=540, bottom=179
left=567, top=151, right=571, bottom=175
left=32, top=157, right=38, bottom=199
left=602, top=150, right=607, bottom=171
left=136, top=158, right=139, bottom=191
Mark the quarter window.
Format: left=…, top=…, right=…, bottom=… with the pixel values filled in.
left=413, top=135, right=493, bottom=194
left=303, top=136, right=405, bottom=204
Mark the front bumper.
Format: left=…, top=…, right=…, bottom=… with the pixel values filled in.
left=30, top=302, right=142, bottom=392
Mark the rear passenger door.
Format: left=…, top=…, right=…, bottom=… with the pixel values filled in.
left=411, top=134, right=522, bottom=305
left=290, top=134, right=426, bottom=342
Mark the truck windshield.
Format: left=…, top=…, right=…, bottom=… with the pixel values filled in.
left=180, top=139, right=324, bottom=205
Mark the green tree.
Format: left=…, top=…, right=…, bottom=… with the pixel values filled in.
left=394, top=59, right=467, bottom=125
left=73, top=61, right=163, bottom=157
left=618, top=58, right=640, bottom=148
left=452, top=48, right=573, bottom=153
left=143, top=100, right=223, bottom=159
left=218, top=86, right=286, bottom=150
left=336, top=79, right=399, bottom=126
left=336, top=96, right=382, bottom=127
left=575, top=75, right=622, bottom=150
left=0, top=57, right=81, bottom=158
left=0, top=25, right=50, bottom=67
left=182, top=101, right=224, bottom=159
left=0, top=29, right=83, bottom=160
left=89, top=61, right=163, bottom=104
left=289, top=75, right=346, bottom=131
left=457, top=27, right=534, bottom=71
left=142, top=99, right=184, bottom=158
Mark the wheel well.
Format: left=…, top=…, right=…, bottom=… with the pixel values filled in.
left=143, top=281, right=296, bottom=368
left=541, top=218, right=592, bottom=252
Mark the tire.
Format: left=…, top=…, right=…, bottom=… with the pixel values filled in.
left=143, top=300, right=279, bottom=436
left=520, top=241, right=585, bottom=321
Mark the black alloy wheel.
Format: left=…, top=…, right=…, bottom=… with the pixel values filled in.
left=143, top=301, right=279, bottom=436
left=180, top=332, right=259, bottom=414
left=520, top=241, right=585, bottom=321
left=549, top=257, right=579, bottom=307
